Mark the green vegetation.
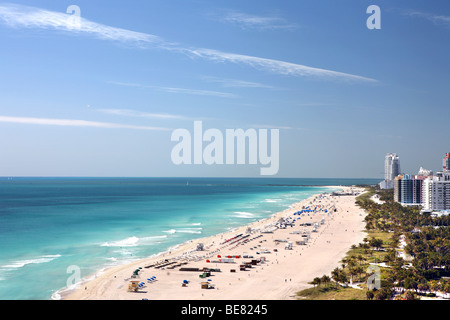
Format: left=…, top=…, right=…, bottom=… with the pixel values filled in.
left=296, top=186, right=450, bottom=300
left=297, top=284, right=367, bottom=300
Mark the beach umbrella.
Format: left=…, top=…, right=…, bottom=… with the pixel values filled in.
left=228, top=255, right=231, bottom=258
left=217, top=255, right=221, bottom=258
left=206, top=259, right=210, bottom=263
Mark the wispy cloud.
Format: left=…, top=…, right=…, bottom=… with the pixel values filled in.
left=0, top=3, right=165, bottom=46
left=251, top=124, right=306, bottom=131
left=0, top=3, right=377, bottom=83
left=98, top=108, right=188, bottom=120
left=109, top=81, right=238, bottom=98
left=98, top=108, right=215, bottom=122
left=186, top=48, right=378, bottom=83
left=215, top=10, right=298, bottom=31
left=0, top=115, right=171, bottom=131
left=402, top=9, right=450, bottom=28
left=201, top=76, right=276, bottom=89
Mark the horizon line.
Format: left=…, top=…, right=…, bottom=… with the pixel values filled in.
left=0, top=176, right=381, bottom=180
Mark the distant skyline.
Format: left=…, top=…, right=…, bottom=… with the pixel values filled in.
left=0, top=1, right=449, bottom=178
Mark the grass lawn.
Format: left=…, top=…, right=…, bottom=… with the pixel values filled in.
left=296, top=285, right=368, bottom=300
left=345, top=230, right=392, bottom=263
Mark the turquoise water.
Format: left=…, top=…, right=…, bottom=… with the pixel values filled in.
left=0, top=177, right=379, bottom=300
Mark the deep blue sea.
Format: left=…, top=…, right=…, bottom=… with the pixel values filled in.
left=0, top=177, right=379, bottom=300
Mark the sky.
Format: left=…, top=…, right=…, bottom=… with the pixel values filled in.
left=0, top=0, right=449, bottom=178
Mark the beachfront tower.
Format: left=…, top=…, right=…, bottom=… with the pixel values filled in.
left=422, top=175, right=450, bottom=211
left=380, top=153, right=401, bottom=189
left=443, top=153, right=450, bottom=172
left=385, top=153, right=400, bottom=181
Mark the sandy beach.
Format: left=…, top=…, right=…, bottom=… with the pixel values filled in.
left=63, top=186, right=367, bottom=300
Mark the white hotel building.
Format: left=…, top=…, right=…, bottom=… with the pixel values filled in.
left=422, top=173, right=450, bottom=211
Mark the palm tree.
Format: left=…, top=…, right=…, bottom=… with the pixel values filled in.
left=309, top=277, right=321, bottom=288
left=355, top=266, right=364, bottom=282
left=417, top=282, right=429, bottom=295
left=384, top=249, right=396, bottom=266
left=321, top=275, right=331, bottom=288
left=374, top=290, right=386, bottom=300
left=341, top=257, right=348, bottom=269
left=347, top=257, right=357, bottom=269
left=348, top=267, right=358, bottom=284
left=429, top=280, right=440, bottom=294
left=405, top=290, right=415, bottom=300
left=331, top=268, right=341, bottom=289
left=404, top=277, right=418, bottom=293
left=443, top=280, right=450, bottom=299
left=369, top=237, right=384, bottom=251
left=356, top=254, right=365, bottom=266
left=339, top=270, right=349, bottom=287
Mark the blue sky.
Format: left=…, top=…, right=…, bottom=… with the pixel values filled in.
left=0, top=0, right=449, bottom=178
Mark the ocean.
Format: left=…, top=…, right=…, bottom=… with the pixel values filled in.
left=0, top=177, right=379, bottom=300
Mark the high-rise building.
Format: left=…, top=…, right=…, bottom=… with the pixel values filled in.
left=422, top=174, right=450, bottom=211
left=400, top=174, right=414, bottom=204
left=385, top=153, right=400, bottom=181
left=394, top=175, right=403, bottom=203
left=443, top=153, right=450, bottom=172
left=412, top=177, right=424, bottom=204
left=380, top=153, right=400, bottom=189
left=394, top=173, right=425, bottom=205
left=392, top=154, right=450, bottom=212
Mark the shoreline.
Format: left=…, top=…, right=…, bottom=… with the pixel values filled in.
left=62, top=186, right=367, bottom=300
